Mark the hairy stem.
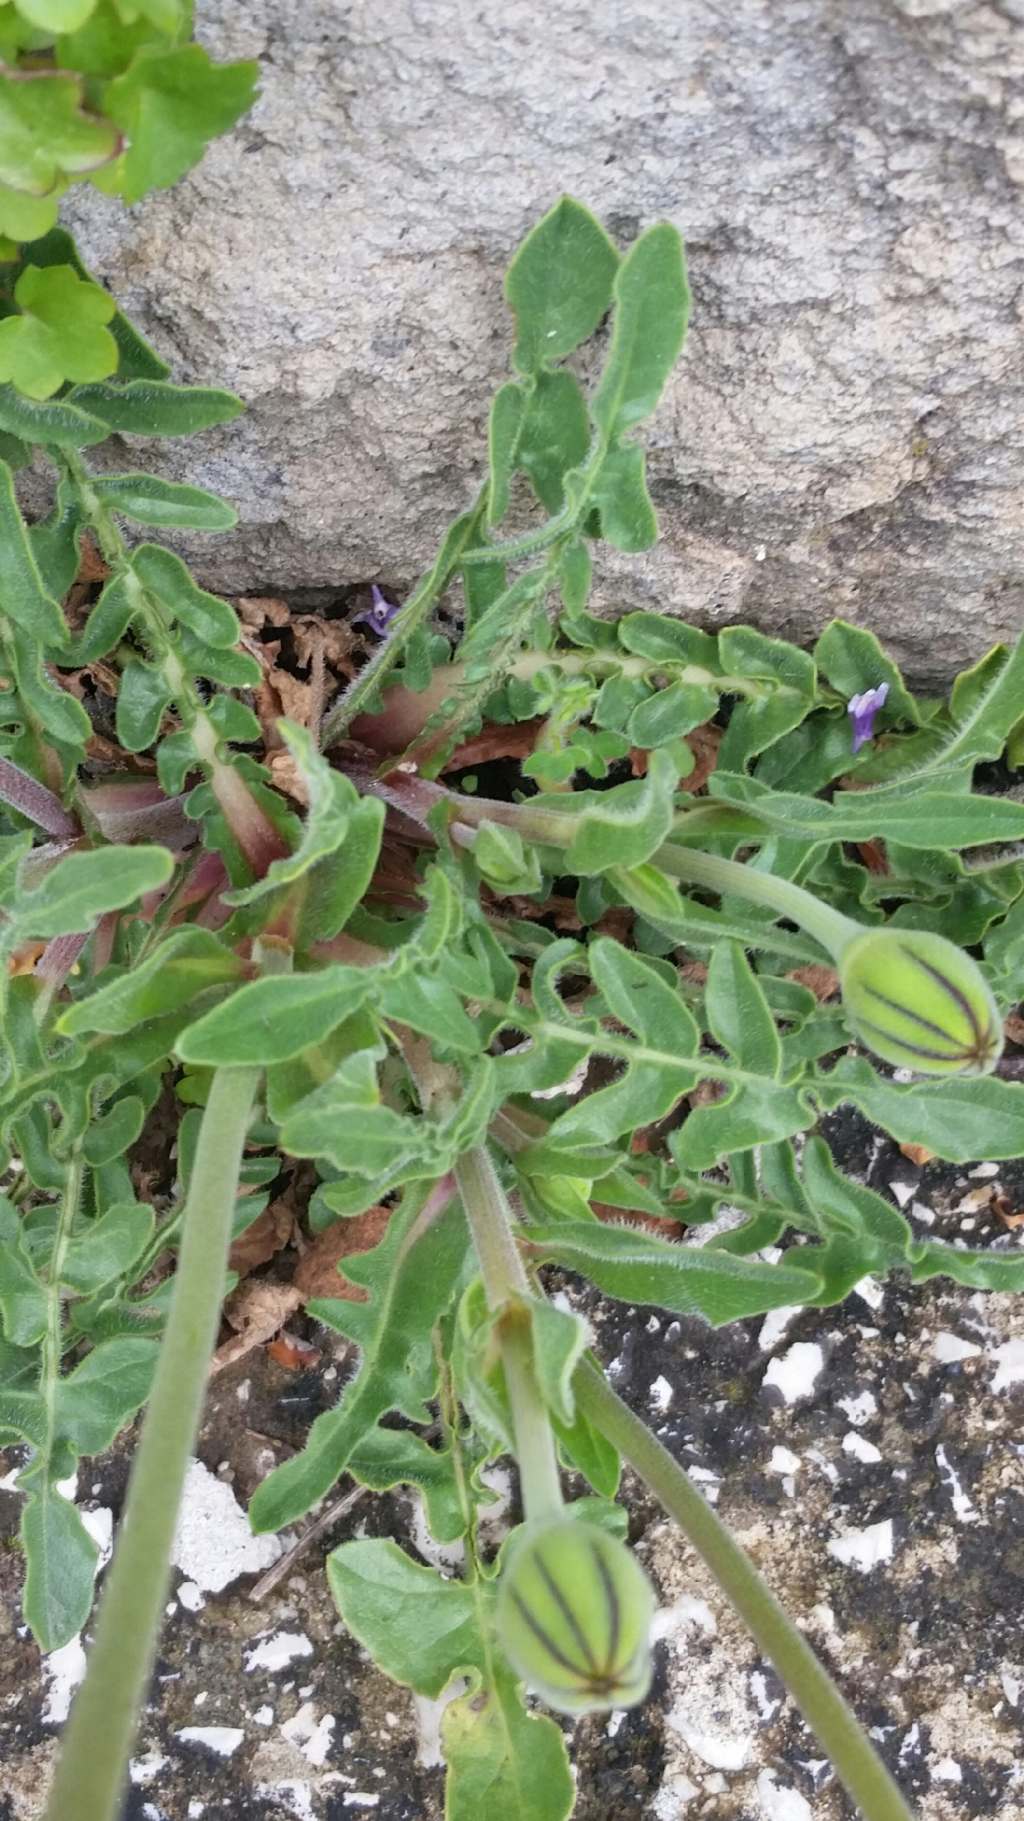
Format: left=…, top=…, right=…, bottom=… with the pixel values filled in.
left=58, top=450, right=284, bottom=876
left=454, top=1144, right=563, bottom=1522
left=574, top=1359, right=914, bottom=1821
left=321, top=487, right=488, bottom=747
left=657, top=840, right=861, bottom=960
left=43, top=1064, right=260, bottom=1821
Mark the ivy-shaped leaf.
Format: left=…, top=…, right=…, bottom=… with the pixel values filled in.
left=0, top=68, right=119, bottom=196
left=100, top=44, right=260, bottom=203
left=0, top=262, right=117, bottom=399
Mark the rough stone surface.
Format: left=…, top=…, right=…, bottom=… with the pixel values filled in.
left=59, top=0, right=1024, bottom=680
left=3, top=1120, right=1024, bottom=1818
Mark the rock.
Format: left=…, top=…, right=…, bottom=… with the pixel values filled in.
left=57, top=1, right=1024, bottom=680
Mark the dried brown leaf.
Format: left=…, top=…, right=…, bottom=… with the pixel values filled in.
left=228, top=1195, right=296, bottom=1278
left=441, top=719, right=544, bottom=773
left=898, top=1142, right=935, bottom=1168
left=293, top=1205, right=392, bottom=1303
left=787, top=964, right=840, bottom=1001
left=211, top=1281, right=302, bottom=1374
left=234, top=594, right=291, bottom=631
left=266, top=1332, right=322, bottom=1370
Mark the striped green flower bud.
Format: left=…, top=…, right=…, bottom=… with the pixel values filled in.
left=497, top=1517, right=655, bottom=1714
left=839, top=928, right=1002, bottom=1076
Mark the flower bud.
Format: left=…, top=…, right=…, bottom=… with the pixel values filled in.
left=497, top=1517, right=655, bottom=1714
left=840, top=927, right=1002, bottom=1076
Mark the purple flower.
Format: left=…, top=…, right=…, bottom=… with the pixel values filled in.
left=353, top=584, right=400, bottom=638
left=848, top=683, right=889, bottom=753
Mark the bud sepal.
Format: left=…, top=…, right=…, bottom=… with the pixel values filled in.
left=839, top=927, right=1001, bottom=1077
left=496, top=1515, right=655, bottom=1714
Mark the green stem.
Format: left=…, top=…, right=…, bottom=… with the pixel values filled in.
left=58, top=450, right=283, bottom=877
left=38, top=1149, right=84, bottom=1466
left=657, top=840, right=861, bottom=960
left=43, top=1064, right=260, bottom=1821
left=454, top=1143, right=531, bottom=1304
left=574, top=1360, right=915, bottom=1821
left=454, top=1145, right=563, bottom=1523
left=321, top=487, right=488, bottom=747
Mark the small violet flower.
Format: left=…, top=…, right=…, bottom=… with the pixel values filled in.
left=847, top=682, right=889, bottom=753
left=353, top=584, right=400, bottom=638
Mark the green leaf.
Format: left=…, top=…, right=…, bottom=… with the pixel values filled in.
left=444, top=1660, right=574, bottom=1821
left=0, top=183, right=60, bottom=243
left=54, top=1334, right=157, bottom=1452
left=297, top=796, right=386, bottom=948
left=708, top=772, right=1024, bottom=850
left=250, top=1191, right=467, bottom=1531
left=329, top=1536, right=479, bottom=1695
left=61, top=930, right=243, bottom=1040
left=0, top=68, right=119, bottom=195
left=92, top=473, right=237, bottom=530
left=61, top=1200, right=154, bottom=1293
left=814, top=619, right=920, bottom=727
left=590, top=441, right=657, bottom=551
left=558, top=539, right=592, bottom=616
left=487, top=381, right=526, bottom=524
left=814, top=1058, right=1024, bottom=1163
left=281, top=1049, right=422, bottom=1178
left=348, top=1426, right=466, bottom=1544
left=592, top=222, right=689, bottom=438
left=921, top=638, right=1024, bottom=775
left=327, top=1538, right=574, bottom=1821
left=22, top=226, right=169, bottom=381
left=80, top=1093, right=145, bottom=1166
left=115, top=657, right=171, bottom=750
left=505, top=196, right=619, bottom=376
left=715, top=628, right=817, bottom=769
left=29, top=476, right=83, bottom=600
left=14, top=0, right=98, bottom=28
left=528, top=1295, right=588, bottom=1426
left=129, top=544, right=240, bottom=646
left=0, top=383, right=109, bottom=446
left=911, top=1240, right=1024, bottom=1294
left=376, top=970, right=481, bottom=1055
left=705, top=941, right=781, bottom=1076
left=800, top=1138, right=912, bottom=1254
left=101, top=44, right=260, bottom=203
left=542, top=939, right=700, bottom=1146
left=527, top=1221, right=819, bottom=1325
left=611, top=861, right=824, bottom=964
left=67, top=377, right=244, bottom=437
left=554, top=748, right=679, bottom=875
left=626, top=679, right=718, bottom=748
left=0, top=1195, right=46, bottom=1344
left=617, top=612, right=719, bottom=669
left=0, top=457, right=66, bottom=645
left=14, top=845, right=172, bottom=938
left=516, top=368, right=591, bottom=514
left=225, top=722, right=354, bottom=908
left=21, top=1484, right=98, bottom=1651
left=176, top=967, right=371, bottom=1068
left=670, top=1078, right=812, bottom=1171
left=0, top=264, right=116, bottom=400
